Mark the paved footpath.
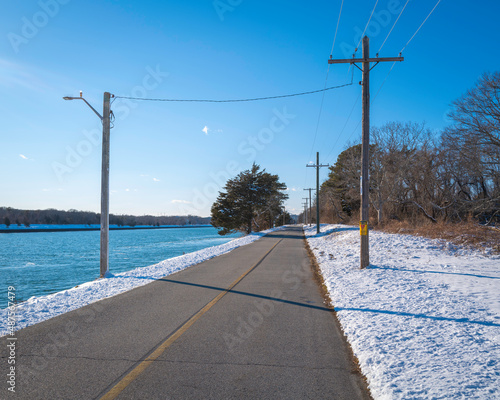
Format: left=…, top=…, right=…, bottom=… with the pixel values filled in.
left=2, top=227, right=372, bottom=399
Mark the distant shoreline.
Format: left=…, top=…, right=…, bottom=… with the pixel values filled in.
left=0, top=225, right=212, bottom=234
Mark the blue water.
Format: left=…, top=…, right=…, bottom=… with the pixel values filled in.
left=0, top=226, right=241, bottom=309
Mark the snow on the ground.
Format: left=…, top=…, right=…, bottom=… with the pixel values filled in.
left=0, top=226, right=285, bottom=337
left=304, top=224, right=500, bottom=400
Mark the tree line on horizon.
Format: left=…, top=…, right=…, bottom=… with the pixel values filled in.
left=308, top=71, right=499, bottom=227
left=0, top=207, right=211, bottom=228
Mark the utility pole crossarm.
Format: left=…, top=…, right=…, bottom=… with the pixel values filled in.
left=328, top=56, right=404, bottom=64
left=306, top=164, right=329, bottom=168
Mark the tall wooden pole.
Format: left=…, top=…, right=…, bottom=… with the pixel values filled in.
left=306, top=153, right=329, bottom=234
left=316, top=152, right=320, bottom=233
left=303, top=189, right=313, bottom=226
left=302, top=198, right=309, bottom=226
left=360, top=37, right=370, bottom=269
left=328, top=35, right=403, bottom=268
left=100, top=92, right=111, bottom=278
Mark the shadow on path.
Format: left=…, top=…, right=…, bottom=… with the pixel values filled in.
left=157, top=278, right=333, bottom=313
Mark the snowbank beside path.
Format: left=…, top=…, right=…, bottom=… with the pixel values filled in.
left=1, top=226, right=285, bottom=336
left=305, top=224, right=500, bottom=400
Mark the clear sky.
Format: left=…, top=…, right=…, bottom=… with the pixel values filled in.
left=1, top=0, right=499, bottom=217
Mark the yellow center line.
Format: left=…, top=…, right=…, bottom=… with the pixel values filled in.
left=100, top=238, right=283, bottom=400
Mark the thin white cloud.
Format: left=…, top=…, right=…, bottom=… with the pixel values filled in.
left=19, top=154, right=29, bottom=160
left=153, top=178, right=160, bottom=182
left=0, top=58, right=53, bottom=92
left=202, top=126, right=209, bottom=135
left=171, top=199, right=192, bottom=204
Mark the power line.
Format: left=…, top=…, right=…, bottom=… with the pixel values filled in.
left=325, top=90, right=361, bottom=162
left=304, top=0, right=345, bottom=187
left=306, top=0, right=346, bottom=164
left=354, top=0, right=379, bottom=55
left=330, top=0, right=344, bottom=55
left=400, top=0, right=441, bottom=54
left=377, top=0, right=411, bottom=54
left=114, top=82, right=353, bottom=103
left=371, top=61, right=397, bottom=103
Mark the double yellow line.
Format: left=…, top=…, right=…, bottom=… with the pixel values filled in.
left=100, top=238, right=282, bottom=399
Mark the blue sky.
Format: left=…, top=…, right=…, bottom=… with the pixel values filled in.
left=1, top=0, right=499, bottom=217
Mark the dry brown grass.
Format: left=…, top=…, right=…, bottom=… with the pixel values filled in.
left=373, top=220, right=500, bottom=254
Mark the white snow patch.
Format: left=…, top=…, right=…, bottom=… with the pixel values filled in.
left=305, top=224, right=500, bottom=400
left=1, top=226, right=286, bottom=336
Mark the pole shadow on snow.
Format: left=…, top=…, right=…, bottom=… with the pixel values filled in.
left=335, top=306, right=500, bottom=327
left=368, top=264, right=500, bottom=281
left=305, top=225, right=358, bottom=238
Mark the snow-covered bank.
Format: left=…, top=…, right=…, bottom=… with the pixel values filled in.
left=305, top=224, right=500, bottom=400
left=1, top=226, right=285, bottom=336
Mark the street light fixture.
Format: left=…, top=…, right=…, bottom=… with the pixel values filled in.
left=63, top=91, right=112, bottom=278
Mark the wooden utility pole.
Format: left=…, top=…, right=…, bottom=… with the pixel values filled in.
left=306, top=152, right=329, bottom=234
left=100, top=92, right=111, bottom=278
left=303, top=188, right=314, bottom=226
left=302, top=198, right=309, bottom=226
left=63, top=91, right=113, bottom=278
left=328, top=36, right=403, bottom=268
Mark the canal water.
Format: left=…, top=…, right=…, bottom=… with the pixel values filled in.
left=0, top=226, right=241, bottom=308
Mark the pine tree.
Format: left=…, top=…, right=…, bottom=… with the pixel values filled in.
left=211, top=163, right=288, bottom=235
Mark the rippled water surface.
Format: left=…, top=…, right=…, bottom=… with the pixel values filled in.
left=0, top=226, right=241, bottom=308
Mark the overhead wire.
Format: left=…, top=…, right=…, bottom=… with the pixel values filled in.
left=114, top=83, right=352, bottom=103
left=306, top=0, right=345, bottom=157
left=329, top=0, right=442, bottom=164
left=377, top=0, right=411, bottom=54
left=354, top=0, right=379, bottom=55
left=400, top=0, right=441, bottom=53
left=320, top=0, right=379, bottom=166
left=330, top=0, right=344, bottom=55
left=370, top=0, right=442, bottom=111
left=325, top=89, right=361, bottom=162
left=304, top=0, right=345, bottom=188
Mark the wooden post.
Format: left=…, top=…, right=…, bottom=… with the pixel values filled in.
left=306, top=153, right=329, bottom=234
left=328, top=35, right=403, bottom=269
left=303, top=189, right=313, bottom=226
left=360, top=37, right=370, bottom=269
left=100, top=92, right=111, bottom=278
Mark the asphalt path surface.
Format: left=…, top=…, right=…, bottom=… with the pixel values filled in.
left=2, top=226, right=372, bottom=399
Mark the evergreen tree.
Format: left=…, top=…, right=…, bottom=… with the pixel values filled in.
left=211, top=163, right=288, bottom=235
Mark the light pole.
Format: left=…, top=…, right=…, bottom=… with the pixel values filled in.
left=63, top=91, right=112, bottom=278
